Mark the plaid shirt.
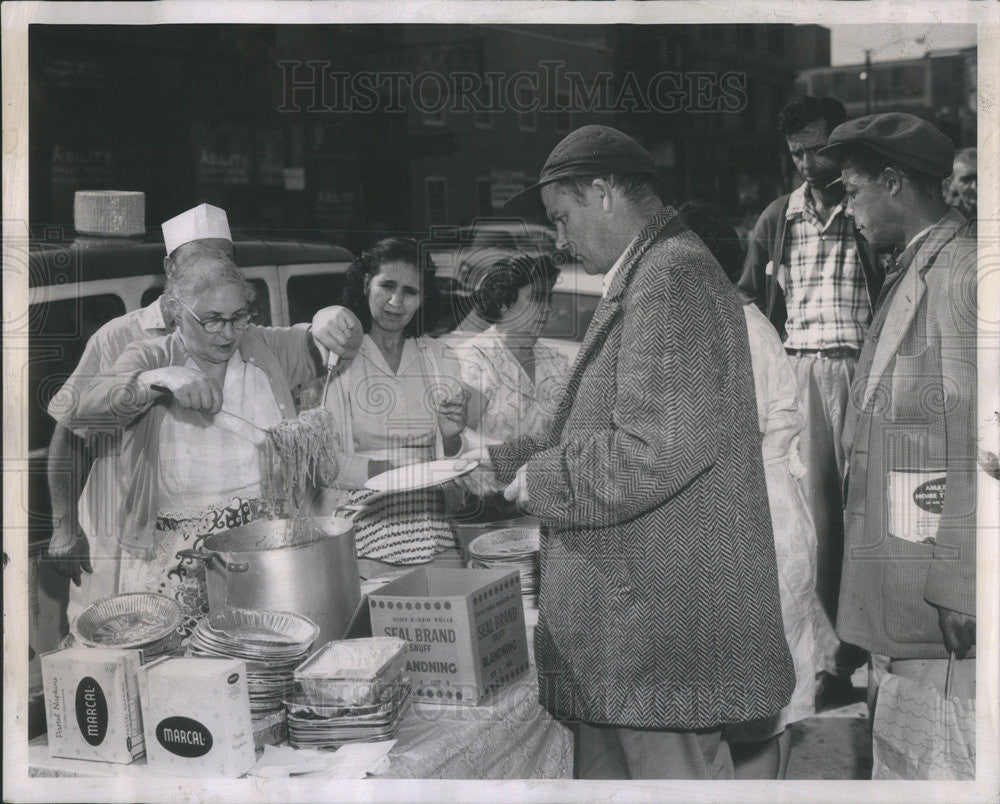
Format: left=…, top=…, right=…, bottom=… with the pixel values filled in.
left=782, top=183, right=871, bottom=350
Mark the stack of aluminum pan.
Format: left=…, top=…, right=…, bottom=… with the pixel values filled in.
left=286, top=637, right=411, bottom=749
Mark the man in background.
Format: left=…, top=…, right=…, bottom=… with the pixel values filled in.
left=944, top=147, right=976, bottom=223
left=822, top=112, right=976, bottom=776
left=738, top=96, right=883, bottom=704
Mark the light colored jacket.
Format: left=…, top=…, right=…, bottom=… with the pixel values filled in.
left=838, top=209, right=977, bottom=658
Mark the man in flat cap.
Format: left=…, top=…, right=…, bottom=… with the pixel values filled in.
left=821, top=112, right=977, bottom=776
left=468, top=125, right=794, bottom=779
left=739, top=97, right=883, bottom=704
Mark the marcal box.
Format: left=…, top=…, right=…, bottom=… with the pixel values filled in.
left=139, top=657, right=255, bottom=777
left=41, top=647, right=145, bottom=764
left=368, top=568, right=529, bottom=705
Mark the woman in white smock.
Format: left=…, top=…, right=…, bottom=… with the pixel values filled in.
left=73, top=252, right=359, bottom=637
left=454, top=253, right=570, bottom=442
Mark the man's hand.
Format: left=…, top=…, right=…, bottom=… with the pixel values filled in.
left=48, top=530, right=93, bottom=587
left=312, top=306, right=363, bottom=364
left=143, top=366, right=223, bottom=413
left=935, top=605, right=976, bottom=659
left=503, top=464, right=530, bottom=508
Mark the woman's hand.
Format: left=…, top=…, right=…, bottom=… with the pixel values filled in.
left=436, top=399, right=467, bottom=440
left=48, top=530, right=93, bottom=587
left=142, top=366, right=223, bottom=413
left=312, top=306, right=364, bottom=365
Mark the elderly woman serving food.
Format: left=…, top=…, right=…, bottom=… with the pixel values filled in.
left=71, top=251, right=361, bottom=637
left=312, top=236, right=473, bottom=566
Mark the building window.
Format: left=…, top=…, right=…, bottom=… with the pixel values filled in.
left=518, top=108, right=538, bottom=132
left=426, top=177, right=448, bottom=226
left=476, top=177, right=492, bottom=217
left=422, top=108, right=446, bottom=127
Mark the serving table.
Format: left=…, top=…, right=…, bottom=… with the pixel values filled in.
left=28, top=608, right=572, bottom=780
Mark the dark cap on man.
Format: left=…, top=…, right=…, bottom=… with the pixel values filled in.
left=819, top=112, right=955, bottom=180
left=504, top=125, right=656, bottom=220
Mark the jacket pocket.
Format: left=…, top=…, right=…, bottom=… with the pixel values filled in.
left=890, top=346, right=941, bottom=420
left=880, top=534, right=943, bottom=646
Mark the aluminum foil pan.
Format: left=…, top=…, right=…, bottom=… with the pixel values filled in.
left=203, top=607, right=320, bottom=650
left=294, top=637, right=407, bottom=706
left=72, top=593, right=182, bottom=648
left=467, top=527, right=540, bottom=560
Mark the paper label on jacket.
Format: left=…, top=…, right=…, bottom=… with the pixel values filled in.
left=887, top=469, right=946, bottom=545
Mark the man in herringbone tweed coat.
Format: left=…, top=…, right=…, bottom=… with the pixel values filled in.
left=477, top=126, right=795, bottom=779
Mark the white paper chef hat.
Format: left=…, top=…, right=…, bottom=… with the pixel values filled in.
left=161, top=203, right=232, bottom=255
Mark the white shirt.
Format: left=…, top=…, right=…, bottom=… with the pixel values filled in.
left=454, top=326, right=571, bottom=441
left=602, top=236, right=638, bottom=298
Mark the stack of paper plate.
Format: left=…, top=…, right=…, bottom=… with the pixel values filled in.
left=467, top=527, right=540, bottom=600
left=187, top=608, right=319, bottom=718
left=72, top=593, right=183, bottom=663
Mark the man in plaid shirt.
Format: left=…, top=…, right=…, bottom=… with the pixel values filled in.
left=739, top=96, right=884, bottom=706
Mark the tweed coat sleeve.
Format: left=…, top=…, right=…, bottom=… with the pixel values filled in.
left=923, top=237, right=978, bottom=617
left=490, top=435, right=548, bottom=484
left=519, top=241, right=726, bottom=529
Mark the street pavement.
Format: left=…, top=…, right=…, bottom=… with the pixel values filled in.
left=786, top=667, right=873, bottom=779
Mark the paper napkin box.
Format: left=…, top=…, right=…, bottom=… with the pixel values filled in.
left=138, top=657, right=255, bottom=777
left=41, top=647, right=145, bottom=764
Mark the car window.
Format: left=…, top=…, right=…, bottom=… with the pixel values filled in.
left=541, top=291, right=600, bottom=343
left=517, top=230, right=556, bottom=252
left=141, top=278, right=271, bottom=326
left=430, top=276, right=468, bottom=336
left=286, top=273, right=346, bottom=325
left=29, top=294, right=128, bottom=453
left=470, top=231, right=519, bottom=251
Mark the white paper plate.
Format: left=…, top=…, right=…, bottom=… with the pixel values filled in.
left=364, top=458, right=478, bottom=493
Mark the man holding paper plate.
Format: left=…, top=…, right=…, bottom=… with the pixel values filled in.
left=460, top=125, right=795, bottom=780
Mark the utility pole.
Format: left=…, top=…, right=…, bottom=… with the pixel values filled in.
left=864, top=49, right=873, bottom=115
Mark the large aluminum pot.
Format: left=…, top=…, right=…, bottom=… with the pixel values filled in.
left=178, top=516, right=361, bottom=647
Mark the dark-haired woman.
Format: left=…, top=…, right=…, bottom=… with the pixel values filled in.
left=455, top=253, right=570, bottom=442
left=314, top=237, right=471, bottom=565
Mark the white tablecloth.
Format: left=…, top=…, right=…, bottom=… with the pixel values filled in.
left=28, top=611, right=572, bottom=780
left=378, top=668, right=572, bottom=779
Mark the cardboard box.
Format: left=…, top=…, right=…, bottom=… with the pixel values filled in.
left=41, top=647, right=145, bottom=764
left=368, top=568, right=529, bottom=704
left=139, top=657, right=255, bottom=778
